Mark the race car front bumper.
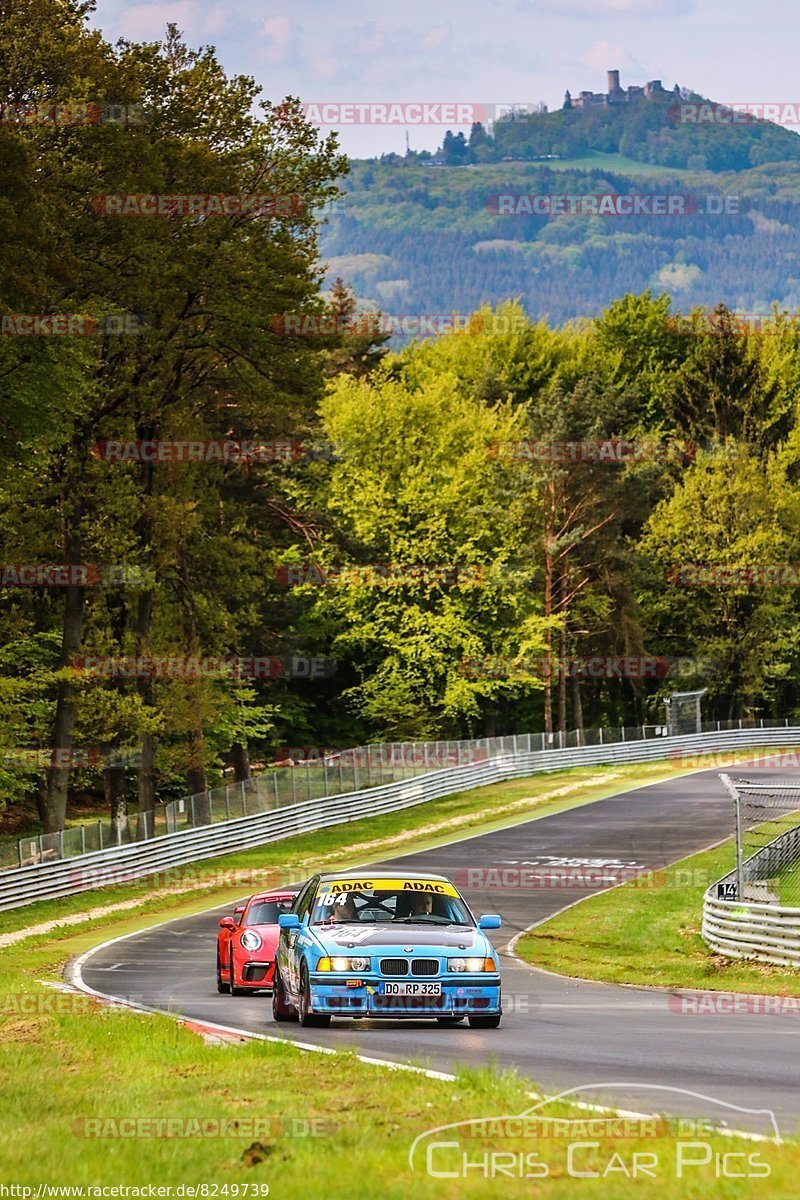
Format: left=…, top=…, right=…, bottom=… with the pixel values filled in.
left=308, top=974, right=502, bottom=1018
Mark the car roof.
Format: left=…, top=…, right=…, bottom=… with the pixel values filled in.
left=316, top=869, right=452, bottom=884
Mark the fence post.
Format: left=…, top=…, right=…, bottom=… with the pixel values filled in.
left=599, top=728, right=603, bottom=745
left=240, top=782, right=247, bottom=817
left=620, top=726, right=625, bottom=742
left=59, top=830, right=65, bottom=859
left=306, top=761, right=312, bottom=802
left=18, top=839, right=23, bottom=867
left=720, top=773, right=745, bottom=900
left=98, top=822, right=103, bottom=850
left=323, top=758, right=329, bottom=796
left=225, top=788, right=231, bottom=820
left=273, top=773, right=280, bottom=808
left=80, top=826, right=86, bottom=855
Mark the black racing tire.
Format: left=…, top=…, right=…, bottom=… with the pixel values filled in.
left=298, top=963, right=331, bottom=1028
left=272, top=968, right=297, bottom=1022
left=229, top=950, right=249, bottom=996
left=216, top=951, right=230, bottom=994
left=468, top=1014, right=502, bottom=1029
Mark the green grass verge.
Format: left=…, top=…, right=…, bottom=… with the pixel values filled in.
left=0, top=758, right=695, bottom=941
left=516, top=839, right=800, bottom=993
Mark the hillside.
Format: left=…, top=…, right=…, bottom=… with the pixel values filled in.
left=450, top=87, right=800, bottom=171
left=320, top=157, right=800, bottom=325
left=319, top=93, right=800, bottom=327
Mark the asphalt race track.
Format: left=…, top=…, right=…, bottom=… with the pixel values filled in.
left=75, top=763, right=800, bottom=1134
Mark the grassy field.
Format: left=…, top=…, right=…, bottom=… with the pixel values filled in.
left=2, top=759, right=799, bottom=1195
left=516, top=838, right=800, bottom=993
left=541, top=150, right=692, bottom=177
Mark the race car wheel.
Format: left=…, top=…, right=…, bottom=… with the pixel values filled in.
left=298, top=963, right=331, bottom=1028
left=216, top=951, right=230, bottom=994
left=272, top=969, right=297, bottom=1022
left=436, top=1016, right=465, bottom=1025
left=468, top=1014, right=502, bottom=1029
left=229, top=951, right=249, bottom=996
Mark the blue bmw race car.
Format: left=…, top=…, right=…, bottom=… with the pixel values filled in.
left=272, top=870, right=502, bottom=1028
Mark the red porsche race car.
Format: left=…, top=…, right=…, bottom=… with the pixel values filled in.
left=216, top=890, right=296, bottom=995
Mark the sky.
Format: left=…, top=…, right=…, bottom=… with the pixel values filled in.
left=91, top=0, right=800, bottom=157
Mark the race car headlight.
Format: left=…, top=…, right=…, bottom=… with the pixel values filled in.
left=240, top=931, right=262, bottom=951
left=450, top=957, right=495, bottom=972
left=318, top=956, right=371, bottom=972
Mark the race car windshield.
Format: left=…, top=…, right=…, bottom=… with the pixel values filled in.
left=310, top=887, right=472, bottom=926
left=246, top=899, right=294, bottom=925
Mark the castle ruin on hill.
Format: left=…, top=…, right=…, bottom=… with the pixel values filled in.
left=564, top=69, right=681, bottom=110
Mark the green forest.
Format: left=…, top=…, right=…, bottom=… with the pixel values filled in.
left=3, top=2, right=800, bottom=839
left=321, top=152, right=800, bottom=325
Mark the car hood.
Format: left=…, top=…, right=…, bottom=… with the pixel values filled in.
left=311, top=925, right=491, bottom=955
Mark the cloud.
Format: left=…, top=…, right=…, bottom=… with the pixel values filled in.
left=260, top=15, right=292, bottom=66
left=583, top=41, right=629, bottom=73
left=528, top=0, right=695, bottom=16
left=113, top=1, right=229, bottom=41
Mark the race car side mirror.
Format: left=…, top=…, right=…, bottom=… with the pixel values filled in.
left=478, top=914, right=501, bottom=930
left=279, top=913, right=301, bottom=930
left=219, top=917, right=237, bottom=930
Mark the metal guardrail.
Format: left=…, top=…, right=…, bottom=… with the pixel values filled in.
left=704, top=798, right=800, bottom=967
left=3, top=717, right=789, bottom=872
left=2, top=723, right=799, bottom=913
left=703, top=885, right=800, bottom=967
